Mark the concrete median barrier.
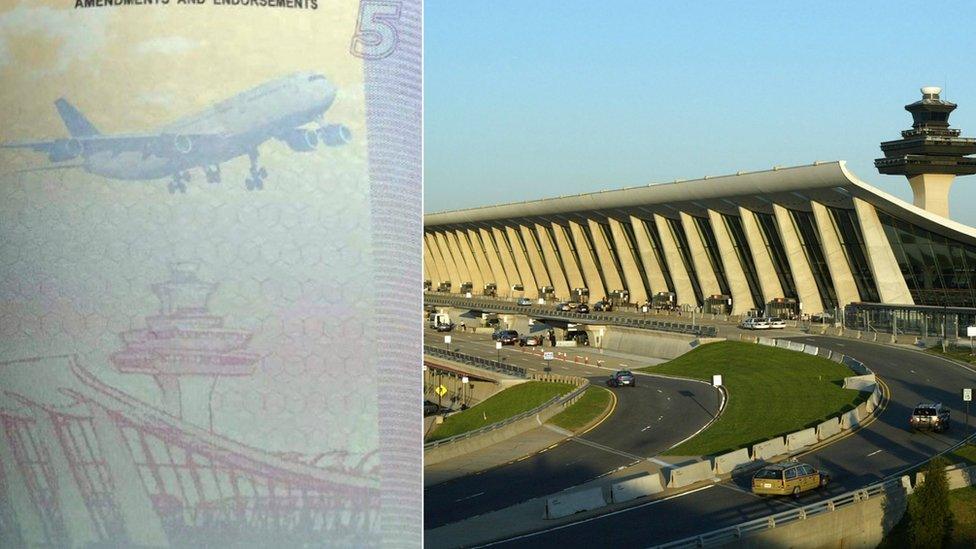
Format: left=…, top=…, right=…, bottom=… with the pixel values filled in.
left=816, top=417, right=841, bottom=440
left=545, top=487, right=607, bottom=519
left=786, top=428, right=818, bottom=452
left=841, top=408, right=861, bottom=430
left=666, top=460, right=714, bottom=488
left=843, top=374, right=877, bottom=391
left=803, top=344, right=819, bottom=355
left=712, top=448, right=752, bottom=475
left=610, top=473, right=665, bottom=503
left=752, top=437, right=788, bottom=462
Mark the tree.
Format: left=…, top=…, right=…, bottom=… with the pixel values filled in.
left=908, top=456, right=953, bottom=548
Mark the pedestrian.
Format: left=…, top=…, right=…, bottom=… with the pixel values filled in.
left=460, top=321, right=466, bottom=333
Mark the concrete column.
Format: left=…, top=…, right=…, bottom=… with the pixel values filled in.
left=423, top=235, right=446, bottom=286
left=629, top=215, right=668, bottom=296
left=908, top=173, right=955, bottom=219
left=0, top=412, right=47, bottom=546
left=422, top=255, right=432, bottom=285
left=87, top=405, right=168, bottom=546
left=738, top=207, right=785, bottom=301
left=478, top=228, right=512, bottom=296
left=679, top=212, right=721, bottom=298
left=853, top=198, right=915, bottom=304
left=551, top=222, right=586, bottom=291
left=811, top=201, right=861, bottom=308
left=707, top=210, right=754, bottom=314
left=437, top=231, right=470, bottom=289
left=568, top=220, right=607, bottom=300
left=491, top=227, right=523, bottom=295
left=32, top=411, right=100, bottom=546
left=773, top=204, right=825, bottom=316
left=504, top=225, right=540, bottom=298
left=535, top=223, right=570, bottom=300
left=586, top=219, right=625, bottom=298
left=519, top=224, right=552, bottom=291
left=653, top=214, right=697, bottom=308
left=452, top=230, right=484, bottom=293
left=608, top=217, right=648, bottom=304
left=424, top=232, right=451, bottom=288
left=468, top=229, right=500, bottom=293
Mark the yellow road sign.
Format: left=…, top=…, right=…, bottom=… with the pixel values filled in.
left=435, top=385, right=448, bottom=397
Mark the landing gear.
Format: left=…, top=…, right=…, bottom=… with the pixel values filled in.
left=205, top=165, right=221, bottom=184
left=167, top=171, right=190, bottom=194
left=245, top=150, right=267, bottom=191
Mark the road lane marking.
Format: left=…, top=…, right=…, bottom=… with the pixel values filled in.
left=569, top=437, right=645, bottom=461
left=867, top=449, right=883, bottom=457
left=715, top=483, right=802, bottom=509
left=455, top=491, right=485, bottom=502
left=641, top=425, right=652, bottom=432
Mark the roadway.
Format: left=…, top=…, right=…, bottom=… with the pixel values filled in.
left=424, top=327, right=721, bottom=529
left=477, top=336, right=976, bottom=548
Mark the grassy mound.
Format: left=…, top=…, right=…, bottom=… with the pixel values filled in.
left=640, top=340, right=868, bottom=456
left=548, top=386, right=613, bottom=432
left=426, top=381, right=575, bottom=442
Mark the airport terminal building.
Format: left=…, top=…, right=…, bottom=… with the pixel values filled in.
left=423, top=88, right=976, bottom=337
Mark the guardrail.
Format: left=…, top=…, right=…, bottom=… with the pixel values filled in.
left=423, top=345, right=527, bottom=378
left=423, top=370, right=589, bottom=450
left=424, top=294, right=718, bottom=338
left=653, top=477, right=903, bottom=548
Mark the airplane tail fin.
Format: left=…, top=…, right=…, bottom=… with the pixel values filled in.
left=55, top=98, right=100, bottom=137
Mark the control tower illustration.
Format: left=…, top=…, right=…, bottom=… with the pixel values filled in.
left=111, top=263, right=259, bottom=429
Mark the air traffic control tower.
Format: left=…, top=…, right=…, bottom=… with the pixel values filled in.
left=876, top=86, right=976, bottom=218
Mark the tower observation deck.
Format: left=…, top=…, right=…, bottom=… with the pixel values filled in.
left=875, top=86, right=976, bottom=218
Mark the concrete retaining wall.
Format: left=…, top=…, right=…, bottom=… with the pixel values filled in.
left=816, top=417, right=841, bottom=440
left=666, top=460, right=714, bottom=488
left=610, top=474, right=665, bottom=503
left=728, top=483, right=908, bottom=549
left=600, top=327, right=699, bottom=360
left=545, top=487, right=606, bottom=519
left=841, top=408, right=861, bottom=430
left=713, top=448, right=752, bottom=475
left=752, top=437, right=788, bottom=462
left=786, top=428, right=818, bottom=452
left=916, top=464, right=976, bottom=490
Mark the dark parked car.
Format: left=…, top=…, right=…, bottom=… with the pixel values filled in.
left=593, top=300, right=613, bottom=312
left=555, top=302, right=572, bottom=312
left=576, top=303, right=590, bottom=314
left=435, top=323, right=454, bottom=332
left=607, top=370, right=636, bottom=387
left=493, top=329, right=519, bottom=345
left=519, top=334, right=543, bottom=347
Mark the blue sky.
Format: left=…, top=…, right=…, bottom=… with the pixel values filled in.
left=424, top=1, right=976, bottom=226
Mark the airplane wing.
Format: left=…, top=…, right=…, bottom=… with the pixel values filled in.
left=1, top=132, right=228, bottom=162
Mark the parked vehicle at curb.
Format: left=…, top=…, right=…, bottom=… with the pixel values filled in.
left=766, top=317, right=786, bottom=329
left=435, top=322, right=454, bottom=332
left=741, top=317, right=770, bottom=330
left=493, top=329, right=519, bottom=345
left=517, top=297, right=533, bottom=306
left=593, top=300, right=613, bottom=312
left=576, top=303, right=590, bottom=314
left=607, top=370, right=636, bottom=387
left=555, top=302, right=572, bottom=312
left=752, top=461, right=829, bottom=497
left=519, top=334, right=543, bottom=347
left=910, top=402, right=950, bottom=432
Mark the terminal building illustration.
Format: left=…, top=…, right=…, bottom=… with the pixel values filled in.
left=424, top=88, right=976, bottom=336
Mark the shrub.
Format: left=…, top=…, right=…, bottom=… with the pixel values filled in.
left=908, top=456, right=953, bottom=548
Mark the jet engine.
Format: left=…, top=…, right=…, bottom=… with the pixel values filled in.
left=173, top=134, right=193, bottom=155
left=48, top=138, right=82, bottom=162
left=318, top=124, right=352, bottom=147
left=282, top=128, right=319, bottom=152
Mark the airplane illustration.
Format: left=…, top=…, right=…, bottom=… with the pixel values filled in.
left=1, top=72, right=351, bottom=194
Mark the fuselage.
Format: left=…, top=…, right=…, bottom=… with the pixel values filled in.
left=85, top=72, right=337, bottom=180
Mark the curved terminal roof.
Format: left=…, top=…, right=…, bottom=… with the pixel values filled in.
left=425, top=161, right=976, bottom=246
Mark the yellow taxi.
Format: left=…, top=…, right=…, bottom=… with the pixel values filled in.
left=751, top=461, right=829, bottom=497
